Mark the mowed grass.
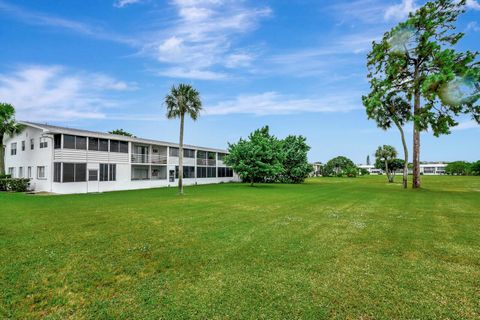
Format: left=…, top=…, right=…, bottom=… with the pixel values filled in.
left=1, top=176, right=479, bottom=319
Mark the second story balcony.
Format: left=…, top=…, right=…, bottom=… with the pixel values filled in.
left=131, top=153, right=168, bottom=164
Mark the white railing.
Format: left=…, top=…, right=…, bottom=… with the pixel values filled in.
left=131, top=153, right=168, bottom=164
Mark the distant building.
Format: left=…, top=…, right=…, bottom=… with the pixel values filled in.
left=4, top=122, right=240, bottom=194
left=358, top=163, right=448, bottom=175
left=311, top=162, right=322, bottom=177
left=357, top=164, right=383, bottom=175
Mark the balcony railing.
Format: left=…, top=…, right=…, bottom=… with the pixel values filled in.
left=131, top=153, right=168, bottom=164
left=196, top=159, right=216, bottom=166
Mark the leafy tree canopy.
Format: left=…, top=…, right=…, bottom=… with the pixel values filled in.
left=445, top=161, right=471, bottom=175
left=224, top=126, right=284, bottom=185
left=277, top=135, right=312, bottom=183
left=109, top=129, right=135, bottom=137
left=323, top=156, right=357, bottom=177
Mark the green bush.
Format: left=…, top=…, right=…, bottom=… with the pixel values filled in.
left=0, top=178, right=30, bottom=192
left=0, top=174, right=12, bottom=179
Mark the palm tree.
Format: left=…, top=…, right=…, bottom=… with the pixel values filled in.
left=165, top=84, right=202, bottom=195
left=1, top=103, right=23, bottom=175
left=375, top=145, right=398, bottom=183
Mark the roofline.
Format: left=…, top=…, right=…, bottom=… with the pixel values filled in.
left=18, top=121, right=228, bottom=153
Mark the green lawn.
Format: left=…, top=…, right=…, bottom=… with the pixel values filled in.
left=1, top=176, right=479, bottom=319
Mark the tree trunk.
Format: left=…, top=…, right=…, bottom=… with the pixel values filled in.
left=385, top=160, right=393, bottom=183
left=394, top=121, right=408, bottom=189
left=178, top=114, right=184, bottom=195
left=250, top=177, right=254, bottom=187
left=412, top=89, right=421, bottom=189
left=0, top=133, right=5, bottom=176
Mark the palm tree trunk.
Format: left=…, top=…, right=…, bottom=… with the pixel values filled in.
left=394, top=120, right=408, bottom=189
left=178, top=114, right=184, bottom=195
left=385, top=160, right=392, bottom=183
left=0, top=133, right=5, bottom=176
left=412, top=89, right=421, bottom=189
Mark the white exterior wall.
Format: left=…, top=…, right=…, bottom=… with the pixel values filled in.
left=4, top=124, right=240, bottom=194
left=4, top=127, right=54, bottom=192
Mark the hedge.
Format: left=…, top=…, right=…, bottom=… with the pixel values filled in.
left=0, top=178, right=31, bottom=192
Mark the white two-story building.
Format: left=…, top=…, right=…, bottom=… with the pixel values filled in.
left=4, top=122, right=240, bottom=194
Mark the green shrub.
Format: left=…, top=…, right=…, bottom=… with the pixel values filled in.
left=0, top=178, right=30, bottom=192
left=0, top=174, right=12, bottom=179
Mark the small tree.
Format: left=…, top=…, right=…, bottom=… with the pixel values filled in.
left=109, top=129, right=135, bottom=137
left=323, top=156, right=357, bottom=177
left=1, top=103, right=23, bottom=175
left=366, top=0, right=480, bottom=189
left=224, top=126, right=284, bottom=186
left=165, top=84, right=202, bottom=195
left=375, top=145, right=398, bottom=183
left=277, top=135, right=312, bottom=183
left=376, top=158, right=405, bottom=178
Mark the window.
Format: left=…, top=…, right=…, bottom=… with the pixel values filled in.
left=208, top=152, right=216, bottom=160
left=99, top=164, right=116, bottom=181
left=109, top=140, right=127, bottom=153
left=63, top=135, right=76, bottom=149
left=10, top=143, right=17, bottom=155
left=184, top=149, right=195, bottom=158
left=207, top=167, right=216, bottom=178
left=54, top=163, right=61, bottom=182
left=63, top=135, right=86, bottom=150
left=99, top=139, right=109, bottom=152
left=28, top=167, right=32, bottom=179
left=40, top=137, right=48, bottom=148
left=197, top=151, right=207, bottom=159
left=62, top=163, right=74, bottom=182
left=110, top=140, right=120, bottom=152
left=197, top=167, right=207, bottom=178
left=89, top=170, right=98, bottom=181
left=30, top=138, right=34, bottom=150
left=54, top=135, right=61, bottom=149
left=21, top=141, right=25, bottom=151
left=18, top=167, right=24, bottom=178
left=8, top=167, right=15, bottom=177
left=88, top=137, right=99, bottom=151
left=119, top=141, right=128, bottom=153
left=132, top=166, right=149, bottom=180
left=218, top=153, right=227, bottom=161
left=76, top=136, right=87, bottom=150
left=61, top=163, right=86, bottom=182
left=218, top=167, right=234, bottom=178
left=75, top=164, right=87, bottom=182
left=175, top=166, right=195, bottom=179
left=109, top=164, right=116, bottom=181
left=169, top=147, right=179, bottom=157
left=151, top=166, right=167, bottom=180
left=37, top=166, right=46, bottom=179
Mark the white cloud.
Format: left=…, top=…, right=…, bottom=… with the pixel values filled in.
left=114, top=0, right=142, bottom=8
left=0, top=1, right=135, bottom=45
left=204, top=91, right=362, bottom=116
left=142, top=0, right=271, bottom=79
left=384, top=0, right=417, bottom=21
left=157, top=67, right=228, bottom=80
left=452, top=120, right=479, bottom=131
left=466, top=21, right=480, bottom=32
left=465, top=0, right=480, bottom=10
left=0, top=65, right=133, bottom=121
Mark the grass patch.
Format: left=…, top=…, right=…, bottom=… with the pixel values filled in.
left=1, top=176, right=479, bottom=319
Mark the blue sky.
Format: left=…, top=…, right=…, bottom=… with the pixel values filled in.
left=0, top=0, right=479, bottom=163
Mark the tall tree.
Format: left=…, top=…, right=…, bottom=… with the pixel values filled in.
left=224, top=126, right=284, bottom=186
left=0, top=103, right=23, bottom=175
left=366, top=155, right=371, bottom=166
left=109, top=129, right=135, bottom=137
left=363, top=91, right=411, bottom=188
left=165, top=84, right=202, bottom=195
left=366, top=0, right=480, bottom=189
left=278, top=135, right=312, bottom=183
left=375, top=145, right=398, bottom=183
